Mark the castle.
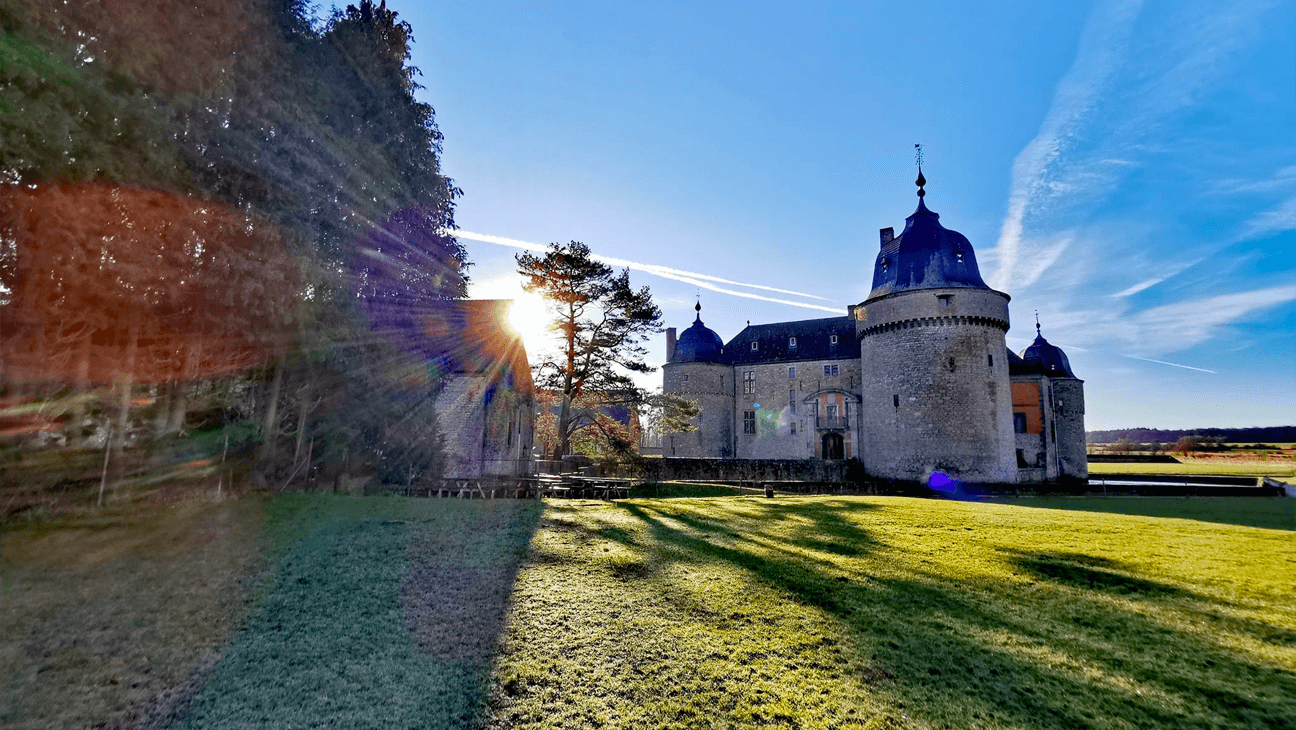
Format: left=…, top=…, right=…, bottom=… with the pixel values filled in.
left=662, top=172, right=1087, bottom=485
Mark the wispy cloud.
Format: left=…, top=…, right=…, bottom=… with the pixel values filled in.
left=1127, top=285, right=1296, bottom=353
left=1123, top=354, right=1216, bottom=373
left=991, top=0, right=1144, bottom=291
left=1109, top=257, right=1206, bottom=298
left=1237, top=194, right=1296, bottom=242
left=992, top=0, right=1277, bottom=294
left=454, top=229, right=844, bottom=314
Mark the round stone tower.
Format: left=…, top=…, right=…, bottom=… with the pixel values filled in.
left=662, top=302, right=734, bottom=457
left=1019, top=324, right=1087, bottom=482
left=855, top=171, right=1017, bottom=484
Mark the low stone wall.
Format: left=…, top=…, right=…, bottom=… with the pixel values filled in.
left=640, top=458, right=857, bottom=483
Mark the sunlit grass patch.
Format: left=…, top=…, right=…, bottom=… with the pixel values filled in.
left=989, top=495, right=1294, bottom=531
left=487, top=495, right=1296, bottom=729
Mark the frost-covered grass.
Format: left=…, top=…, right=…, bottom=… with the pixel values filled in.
left=173, top=495, right=541, bottom=729
left=486, top=495, right=1296, bottom=729
left=1, top=493, right=541, bottom=730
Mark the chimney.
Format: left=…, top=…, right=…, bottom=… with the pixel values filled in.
left=879, top=227, right=894, bottom=246
left=666, top=327, right=677, bottom=362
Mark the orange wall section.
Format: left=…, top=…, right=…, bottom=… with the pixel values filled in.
left=1011, top=381, right=1043, bottom=434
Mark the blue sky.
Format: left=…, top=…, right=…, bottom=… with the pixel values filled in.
left=391, top=0, right=1295, bottom=430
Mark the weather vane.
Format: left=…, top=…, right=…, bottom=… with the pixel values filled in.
left=914, top=143, right=926, bottom=198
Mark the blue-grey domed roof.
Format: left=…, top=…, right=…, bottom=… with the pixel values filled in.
left=868, top=173, right=989, bottom=299
left=1018, top=326, right=1076, bottom=378
left=671, top=304, right=724, bottom=363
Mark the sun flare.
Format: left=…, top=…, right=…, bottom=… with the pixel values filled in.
left=508, top=290, right=554, bottom=356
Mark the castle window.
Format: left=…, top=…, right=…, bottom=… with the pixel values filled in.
left=830, top=334, right=839, bottom=345
left=790, top=421, right=797, bottom=435
left=988, top=354, right=994, bottom=367
left=743, top=411, right=756, bottom=434
left=1013, top=413, right=1027, bottom=433
left=822, top=364, right=839, bottom=376
left=789, top=336, right=797, bottom=348
left=682, top=374, right=689, bottom=383
left=948, top=357, right=956, bottom=372
left=789, top=389, right=796, bottom=413
left=751, top=341, right=759, bottom=351
left=938, top=294, right=953, bottom=308
left=743, top=370, right=755, bottom=394
left=788, top=366, right=796, bottom=378
left=881, top=258, right=889, bottom=273
left=893, top=394, right=900, bottom=408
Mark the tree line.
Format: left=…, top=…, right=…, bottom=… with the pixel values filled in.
left=1088, top=426, right=1296, bottom=446
left=0, top=0, right=470, bottom=506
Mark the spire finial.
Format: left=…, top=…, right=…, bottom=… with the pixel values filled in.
left=1035, top=310, right=1041, bottom=335
left=914, top=144, right=926, bottom=198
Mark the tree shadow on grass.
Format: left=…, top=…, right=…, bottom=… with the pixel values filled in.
left=168, top=499, right=544, bottom=730
left=1006, top=550, right=1190, bottom=598
left=621, top=500, right=1296, bottom=730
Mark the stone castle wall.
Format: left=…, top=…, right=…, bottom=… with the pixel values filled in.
left=731, top=358, right=862, bottom=459
left=435, top=375, right=534, bottom=478
left=856, top=287, right=1017, bottom=483
left=1051, top=378, right=1087, bottom=481
left=663, top=361, right=733, bottom=457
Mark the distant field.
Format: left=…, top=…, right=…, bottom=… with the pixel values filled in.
left=1088, top=459, right=1296, bottom=479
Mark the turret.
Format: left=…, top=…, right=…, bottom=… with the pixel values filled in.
left=855, top=170, right=1018, bottom=484
left=662, top=302, right=734, bottom=457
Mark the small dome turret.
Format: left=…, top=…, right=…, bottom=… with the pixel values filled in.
left=671, top=302, right=724, bottom=363
left=868, top=171, right=989, bottom=299
left=1018, top=322, right=1076, bottom=378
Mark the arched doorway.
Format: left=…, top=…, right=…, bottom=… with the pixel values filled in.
left=821, top=432, right=844, bottom=460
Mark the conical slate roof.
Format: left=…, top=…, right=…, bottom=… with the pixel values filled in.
left=868, top=172, right=989, bottom=299
left=671, top=303, right=724, bottom=363
left=1017, top=326, right=1077, bottom=378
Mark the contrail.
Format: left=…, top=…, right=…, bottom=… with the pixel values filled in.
left=1123, top=354, right=1216, bottom=374
left=453, top=229, right=844, bottom=314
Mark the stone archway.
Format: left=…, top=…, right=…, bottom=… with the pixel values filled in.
left=821, top=432, right=844, bottom=460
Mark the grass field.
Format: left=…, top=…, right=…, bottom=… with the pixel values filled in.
left=4, top=492, right=1294, bottom=729
left=988, top=496, right=1294, bottom=531
left=486, top=495, right=1295, bottom=729
left=1087, top=460, right=1296, bottom=479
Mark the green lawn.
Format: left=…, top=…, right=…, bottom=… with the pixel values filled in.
left=485, top=495, right=1296, bottom=729
left=6, top=493, right=1293, bottom=729
left=989, top=496, right=1294, bottom=531
left=172, top=495, right=542, bottom=729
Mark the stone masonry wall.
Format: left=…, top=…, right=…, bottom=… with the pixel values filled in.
left=857, top=287, right=1017, bottom=484
left=435, top=376, right=486, bottom=478
left=731, top=358, right=862, bottom=460
left=663, top=361, right=733, bottom=458
left=1051, top=378, right=1087, bottom=481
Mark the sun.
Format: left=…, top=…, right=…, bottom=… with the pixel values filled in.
left=507, top=290, right=555, bottom=356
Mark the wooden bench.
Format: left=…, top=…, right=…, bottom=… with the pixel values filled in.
left=536, top=474, right=571, bottom=499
